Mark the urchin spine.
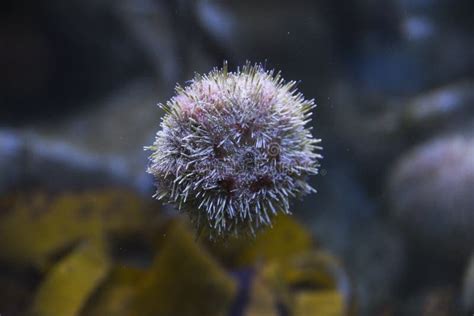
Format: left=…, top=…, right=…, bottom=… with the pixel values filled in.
left=147, top=62, right=321, bottom=236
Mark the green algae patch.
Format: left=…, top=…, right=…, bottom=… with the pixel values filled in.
left=242, top=251, right=347, bottom=316
left=245, top=265, right=280, bottom=316
left=283, top=252, right=340, bottom=290
left=132, top=221, right=237, bottom=316
left=205, top=214, right=314, bottom=269
left=237, top=214, right=314, bottom=266
left=0, top=190, right=157, bottom=268
left=293, top=290, right=344, bottom=316
left=0, top=190, right=350, bottom=315
left=81, top=266, right=146, bottom=316
left=29, top=239, right=110, bottom=316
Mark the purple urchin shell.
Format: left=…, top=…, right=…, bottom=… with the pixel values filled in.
left=146, top=63, right=321, bottom=236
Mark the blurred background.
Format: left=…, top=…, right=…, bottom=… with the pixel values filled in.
left=1, top=0, right=473, bottom=315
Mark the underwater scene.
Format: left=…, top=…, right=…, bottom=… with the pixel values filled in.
left=1, top=0, right=473, bottom=315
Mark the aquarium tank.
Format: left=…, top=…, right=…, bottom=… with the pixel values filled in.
left=0, top=0, right=473, bottom=315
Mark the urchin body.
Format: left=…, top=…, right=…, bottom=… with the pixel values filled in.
left=147, top=64, right=321, bottom=236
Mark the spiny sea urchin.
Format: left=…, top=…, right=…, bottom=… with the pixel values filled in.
left=146, top=62, right=322, bottom=237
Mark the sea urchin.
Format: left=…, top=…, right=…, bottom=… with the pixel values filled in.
left=146, top=62, right=321, bottom=237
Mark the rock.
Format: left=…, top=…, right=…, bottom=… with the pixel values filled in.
left=194, top=0, right=333, bottom=88
left=402, top=82, right=474, bottom=138
left=0, top=267, right=36, bottom=316
left=351, top=0, right=473, bottom=96
left=0, top=0, right=152, bottom=124
left=114, top=0, right=185, bottom=86
left=0, top=130, right=24, bottom=193
left=343, top=222, right=405, bottom=316
left=0, top=80, right=165, bottom=193
left=398, top=286, right=459, bottom=316
left=298, top=158, right=404, bottom=315
left=0, top=129, right=136, bottom=192
left=463, top=254, right=474, bottom=314
left=388, top=135, right=474, bottom=260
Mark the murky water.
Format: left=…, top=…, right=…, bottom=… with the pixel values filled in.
left=1, top=1, right=473, bottom=315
